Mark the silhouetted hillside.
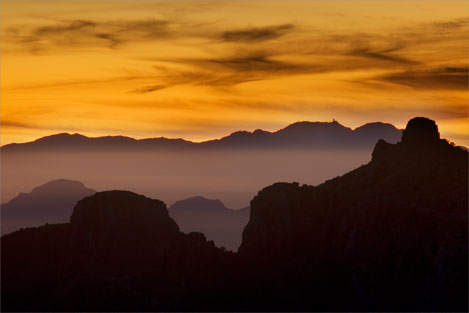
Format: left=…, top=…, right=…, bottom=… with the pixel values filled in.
left=1, top=179, right=95, bottom=235
left=1, top=133, right=195, bottom=152
left=169, top=196, right=249, bottom=250
left=2, top=191, right=233, bottom=311
left=239, top=117, right=468, bottom=311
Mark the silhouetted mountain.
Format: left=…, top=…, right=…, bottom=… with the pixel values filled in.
left=1, top=120, right=402, bottom=152
left=1, top=120, right=397, bottom=208
left=239, top=117, right=468, bottom=311
left=169, top=196, right=249, bottom=250
left=1, top=179, right=95, bottom=235
left=170, top=196, right=228, bottom=212
left=199, top=120, right=402, bottom=149
left=1, top=133, right=194, bottom=152
left=2, top=191, right=233, bottom=311
left=2, top=117, right=466, bottom=311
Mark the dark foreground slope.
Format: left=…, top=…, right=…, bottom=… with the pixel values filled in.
left=239, top=117, right=468, bottom=311
left=1, top=179, right=95, bottom=235
left=1, top=117, right=467, bottom=311
left=1, top=191, right=233, bottom=311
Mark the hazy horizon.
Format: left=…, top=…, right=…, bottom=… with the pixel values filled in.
left=1, top=148, right=372, bottom=208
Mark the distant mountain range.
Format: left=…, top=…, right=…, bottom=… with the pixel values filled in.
left=1, top=120, right=403, bottom=151
left=1, top=179, right=95, bottom=235
left=1, top=180, right=248, bottom=250
left=169, top=196, right=249, bottom=250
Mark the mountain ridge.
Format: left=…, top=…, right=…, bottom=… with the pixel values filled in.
left=1, top=120, right=403, bottom=151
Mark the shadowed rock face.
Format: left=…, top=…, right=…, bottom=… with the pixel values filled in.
left=2, top=191, right=232, bottom=312
left=239, top=117, right=468, bottom=311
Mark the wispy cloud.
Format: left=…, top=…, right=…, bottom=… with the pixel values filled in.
left=219, top=24, right=294, bottom=42
left=379, top=67, right=469, bottom=90
left=129, top=84, right=167, bottom=94
left=4, top=15, right=468, bottom=95
left=1, top=120, right=48, bottom=130
left=5, top=18, right=172, bottom=51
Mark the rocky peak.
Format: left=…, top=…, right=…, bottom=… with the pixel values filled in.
left=170, top=196, right=228, bottom=212
left=371, top=117, right=464, bottom=163
left=70, top=190, right=179, bottom=237
left=401, top=117, right=440, bottom=145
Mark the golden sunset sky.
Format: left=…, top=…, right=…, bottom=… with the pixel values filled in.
left=1, top=0, right=468, bottom=145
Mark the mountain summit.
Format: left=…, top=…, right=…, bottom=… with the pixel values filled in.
left=1, top=179, right=95, bottom=235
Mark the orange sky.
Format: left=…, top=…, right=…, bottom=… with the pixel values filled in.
left=1, top=0, right=468, bottom=146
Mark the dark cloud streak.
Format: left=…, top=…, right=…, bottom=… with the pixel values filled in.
left=219, top=24, right=294, bottom=42
left=129, top=84, right=167, bottom=94
left=379, top=67, right=469, bottom=90
left=7, top=18, right=171, bottom=51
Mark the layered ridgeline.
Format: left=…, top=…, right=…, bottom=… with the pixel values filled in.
left=2, top=183, right=248, bottom=251
left=1, top=117, right=467, bottom=311
left=1, top=120, right=402, bottom=209
left=2, top=191, right=233, bottom=311
left=1, top=179, right=95, bottom=235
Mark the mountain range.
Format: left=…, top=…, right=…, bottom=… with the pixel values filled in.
left=1, top=180, right=248, bottom=250
left=1, top=120, right=403, bottom=208
left=2, top=117, right=467, bottom=311
left=1, top=120, right=402, bottom=151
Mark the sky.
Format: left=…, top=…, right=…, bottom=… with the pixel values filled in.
left=1, top=0, right=468, bottom=146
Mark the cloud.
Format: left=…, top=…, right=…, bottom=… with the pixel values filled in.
left=125, top=69, right=264, bottom=94
left=190, top=51, right=305, bottom=72
left=5, top=15, right=468, bottom=95
left=350, top=48, right=419, bottom=65
left=219, top=24, right=294, bottom=42
left=6, top=18, right=172, bottom=51
left=129, top=84, right=167, bottom=94
left=432, top=17, right=468, bottom=32
left=378, top=67, right=468, bottom=90
left=34, top=20, right=96, bottom=36
left=1, top=120, right=47, bottom=130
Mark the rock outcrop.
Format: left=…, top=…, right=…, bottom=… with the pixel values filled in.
left=2, top=191, right=231, bottom=311
left=239, top=117, right=468, bottom=311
